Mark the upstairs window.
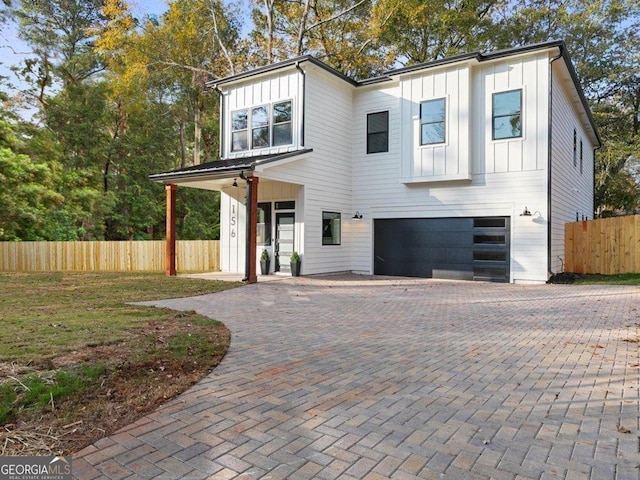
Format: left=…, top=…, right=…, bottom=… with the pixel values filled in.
left=420, top=98, right=446, bottom=145
left=231, top=100, right=293, bottom=152
left=492, top=90, right=522, bottom=140
left=252, top=105, right=269, bottom=149
left=273, top=101, right=292, bottom=146
left=367, top=111, right=389, bottom=154
left=231, top=110, right=248, bottom=151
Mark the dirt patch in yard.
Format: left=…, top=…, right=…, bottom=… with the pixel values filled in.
left=0, top=313, right=230, bottom=456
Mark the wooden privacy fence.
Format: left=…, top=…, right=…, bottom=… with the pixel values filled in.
left=0, top=240, right=220, bottom=272
left=565, top=215, right=640, bottom=274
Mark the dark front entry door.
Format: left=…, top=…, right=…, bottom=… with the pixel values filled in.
left=275, top=212, right=295, bottom=273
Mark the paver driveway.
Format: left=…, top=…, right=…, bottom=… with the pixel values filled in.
left=74, top=275, right=640, bottom=479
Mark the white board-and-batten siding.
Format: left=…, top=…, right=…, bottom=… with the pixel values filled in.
left=224, top=68, right=302, bottom=159
left=351, top=52, right=552, bottom=282
left=400, top=65, right=471, bottom=182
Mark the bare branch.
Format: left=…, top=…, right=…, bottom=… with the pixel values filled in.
left=304, top=0, right=367, bottom=33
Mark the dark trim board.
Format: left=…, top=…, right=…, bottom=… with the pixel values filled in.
left=374, top=217, right=510, bottom=282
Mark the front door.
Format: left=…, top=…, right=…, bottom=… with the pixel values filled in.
left=275, top=212, right=295, bottom=273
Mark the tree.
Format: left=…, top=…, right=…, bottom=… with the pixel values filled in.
left=370, top=0, right=497, bottom=65
left=493, top=0, right=640, bottom=215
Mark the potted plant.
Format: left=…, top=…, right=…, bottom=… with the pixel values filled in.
left=290, top=251, right=301, bottom=277
left=260, top=249, right=270, bottom=275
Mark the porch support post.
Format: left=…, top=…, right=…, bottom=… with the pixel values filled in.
left=244, top=176, right=259, bottom=284
left=165, top=184, right=177, bottom=276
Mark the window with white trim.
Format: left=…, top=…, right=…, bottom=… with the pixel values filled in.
left=231, top=100, right=293, bottom=152
left=492, top=90, right=522, bottom=140
left=420, top=98, right=446, bottom=145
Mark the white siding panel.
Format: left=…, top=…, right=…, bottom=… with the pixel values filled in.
left=550, top=65, right=595, bottom=274
left=258, top=66, right=354, bottom=275
left=400, top=65, right=471, bottom=183
left=219, top=192, right=246, bottom=274
left=482, top=54, right=548, bottom=175
left=224, top=68, right=301, bottom=158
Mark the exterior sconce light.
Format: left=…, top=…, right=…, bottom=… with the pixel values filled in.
left=352, top=211, right=363, bottom=220
left=520, top=207, right=532, bottom=216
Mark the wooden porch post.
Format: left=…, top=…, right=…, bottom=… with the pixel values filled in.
left=165, top=184, right=177, bottom=276
left=246, top=177, right=259, bottom=284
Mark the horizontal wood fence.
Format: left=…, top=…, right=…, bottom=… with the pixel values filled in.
left=0, top=240, right=220, bottom=272
left=565, top=215, right=640, bottom=274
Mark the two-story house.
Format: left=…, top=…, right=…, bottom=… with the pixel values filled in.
left=150, top=40, right=600, bottom=284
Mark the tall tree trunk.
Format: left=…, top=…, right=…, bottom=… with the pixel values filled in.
left=296, top=0, right=311, bottom=56
left=264, top=0, right=275, bottom=62
left=194, top=107, right=201, bottom=166
left=179, top=120, right=187, bottom=168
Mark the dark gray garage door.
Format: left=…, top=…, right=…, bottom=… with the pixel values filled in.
left=374, top=217, right=510, bottom=282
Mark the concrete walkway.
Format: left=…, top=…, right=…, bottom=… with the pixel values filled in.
left=74, top=275, right=640, bottom=479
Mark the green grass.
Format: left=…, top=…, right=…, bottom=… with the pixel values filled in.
left=0, top=272, right=241, bottom=362
left=0, top=364, right=110, bottom=424
left=574, top=273, right=640, bottom=285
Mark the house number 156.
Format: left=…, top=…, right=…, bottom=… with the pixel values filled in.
left=230, top=204, right=236, bottom=238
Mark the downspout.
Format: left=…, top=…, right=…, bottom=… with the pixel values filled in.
left=548, top=49, right=563, bottom=278
left=295, top=62, right=305, bottom=146
left=212, top=84, right=225, bottom=158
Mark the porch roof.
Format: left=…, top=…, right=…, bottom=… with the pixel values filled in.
left=149, top=149, right=313, bottom=183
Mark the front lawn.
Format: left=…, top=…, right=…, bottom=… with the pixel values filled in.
left=0, top=272, right=241, bottom=455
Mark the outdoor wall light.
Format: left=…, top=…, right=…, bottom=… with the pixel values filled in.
left=520, top=207, right=532, bottom=216
left=352, top=211, right=363, bottom=220
left=232, top=178, right=238, bottom=187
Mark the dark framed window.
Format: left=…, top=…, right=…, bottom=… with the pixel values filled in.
left=257, top=202, right=272, bottom=245
left=420, top=98, right=446, bottom=145
left=573, top=128, right=577, bottom=167
left=322, top=211, right=341, bottom=246
left=231, top=109, right=248, bottom=151
left=367, top=111, right=389, bottom=154
left=273, top=101, right=292, bottom=146
left=420, top=98, right=447, bottom=145
left=579, top=139, right=583, bottom=174
left=492, top=89, right=522, bottom=140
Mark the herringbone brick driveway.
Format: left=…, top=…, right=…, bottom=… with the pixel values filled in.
left=74, top=276, right=640, bottom=479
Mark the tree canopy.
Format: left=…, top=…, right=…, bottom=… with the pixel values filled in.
left=0, top=0, right=637, bottom=241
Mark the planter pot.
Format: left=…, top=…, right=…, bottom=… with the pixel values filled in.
left=260, top=260, right=270, bottom=275
left=290, top=260, right=301, bottom=277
